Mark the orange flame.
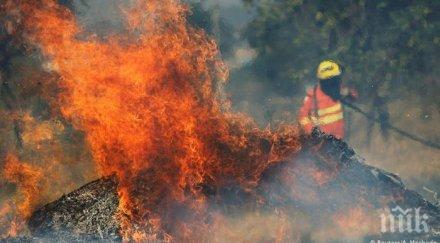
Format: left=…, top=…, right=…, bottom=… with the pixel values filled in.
left=0, top=154, right=43, bottom=237
left=3, top=154, right=42, bottom=219
left=9, top=0, right=301, bottom=240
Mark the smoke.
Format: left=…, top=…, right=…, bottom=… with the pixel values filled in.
left=0, top=1, right=98, bottom=237
left=199, top=0, right=440, bottom=205
left=0, top=0, right=437, bottom=241
left=347, top=96, right=440, bottom=201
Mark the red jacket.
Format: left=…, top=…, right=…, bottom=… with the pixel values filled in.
left=298, top=85, right=345, bottom=139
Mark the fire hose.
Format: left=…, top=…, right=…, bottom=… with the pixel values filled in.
left=340, top=98, right=440, bottom=150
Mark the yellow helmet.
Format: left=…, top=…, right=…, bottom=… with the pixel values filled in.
left=317, top=60, right=341, bottom=80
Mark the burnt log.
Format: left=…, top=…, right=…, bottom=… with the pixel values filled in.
left=27, top=176, right=120, bottom=241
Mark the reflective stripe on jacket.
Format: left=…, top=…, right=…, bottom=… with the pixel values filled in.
left=298, top=85, right=345, bottom=138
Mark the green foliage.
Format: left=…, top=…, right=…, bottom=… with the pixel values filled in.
left=241, top=0, right=440, bottom=106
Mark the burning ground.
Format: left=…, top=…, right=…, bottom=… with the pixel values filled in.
left=8, top=131, right=440, bottom=242
left=0, top=0, right=439, bottom=242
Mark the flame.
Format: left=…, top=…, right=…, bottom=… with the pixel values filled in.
left=0, top=154, right=43, bottom=237
left=0, top=1, right=426, bottom=241
left=8, top=0, right=301, bottom=240
left=3, top=154, right=42, bottom=219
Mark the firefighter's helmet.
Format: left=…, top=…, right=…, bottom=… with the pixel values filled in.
left=317, top=60, right=341, bottom=80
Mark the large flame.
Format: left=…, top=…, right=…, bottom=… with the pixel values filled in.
left=7, top=0, right=300, bottom=240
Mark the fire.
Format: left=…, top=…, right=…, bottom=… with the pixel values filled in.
left=6, top=0, right=301, bottom=240
left=3, top=154, right=42, bottom=219
left=0, top=154, right=43, bottom=237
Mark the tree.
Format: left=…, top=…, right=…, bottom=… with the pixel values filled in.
left=238, top=0, right=439, bottom=108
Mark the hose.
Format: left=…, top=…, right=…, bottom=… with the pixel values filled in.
left=340, top=98, right=440, bottom=150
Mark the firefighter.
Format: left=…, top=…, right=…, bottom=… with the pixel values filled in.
left=298, top=60, right=357, bottom=139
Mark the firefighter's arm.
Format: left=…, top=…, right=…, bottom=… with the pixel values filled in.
left=298, top=91, right=314, bottom=134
